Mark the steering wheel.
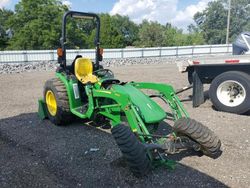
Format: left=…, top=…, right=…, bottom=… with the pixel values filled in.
left=93, top=69, right=114, bottom=78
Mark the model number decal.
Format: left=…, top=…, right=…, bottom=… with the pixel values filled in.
left=73, top=83, right=80, bottom=99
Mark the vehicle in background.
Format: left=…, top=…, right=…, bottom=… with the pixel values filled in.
left=178, top=32, right=250, bottom=114
left=233, top=32, right=250, bottom=55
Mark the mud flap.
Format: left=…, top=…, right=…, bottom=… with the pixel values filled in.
left=38, top=99, right=48, bottom=119
left=192, top=71, right=204, bottom=107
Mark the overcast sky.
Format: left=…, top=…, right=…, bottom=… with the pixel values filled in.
left=0, top=0, right=214, bottom=30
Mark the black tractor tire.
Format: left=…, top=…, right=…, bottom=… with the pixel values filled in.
left=209, top=71, right=250, bottom=114
left=173, top=118, right=221, bottom=159
left=43, top=78, right=73, bottom=125
left=111, top=123, right=151, bottom=177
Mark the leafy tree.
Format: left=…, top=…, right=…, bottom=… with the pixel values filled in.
left=94, top=14, right=138, bottom=48
left=89, top=14, right=136, bottom=48
left=6, top=0, right=68, bottom=50
left=185, top=32, right=205, bottom=45
left=112, top=14, right=139, bottom=47
left=136, top=20, right=165, bottom=47
left=98, top=14, right=124, bottom=48
left=5, top=1, right=138, bottom=50
left=163, top=23, right=179, bottom=46
left=194, top=1, right=227, bottom=44
left=0, top=8, right=13, bottom=50
left=193, top=0, right=250, bottom=44
left=227, top=0, right=250, bottom=40
left=65, top=18, right=93, bottom=49
left=2, top=0, right=237, bottom=50
left=186, top=24, right=205, bottom=45
left=164, top=23, right=204, bottom=46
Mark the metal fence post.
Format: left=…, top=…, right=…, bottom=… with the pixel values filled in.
left=141, top=48, right=144, bottom=57
left=23, top=51, right=28, bottom=62
left=176, top=47, right=179, bottom=57
left=50, top=50, right=54, bottom=61
left=121, top=48, right=124, bottom=58
left=209, top=45, right=212, bottom=54
left=159, top=47, right=162, bottom=57
left=192, top=46, right=194, bottom=56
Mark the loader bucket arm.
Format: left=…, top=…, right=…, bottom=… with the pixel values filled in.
left=130, top=82, right=189, bottom=119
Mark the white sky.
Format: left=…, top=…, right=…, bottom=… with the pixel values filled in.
left=0, top=0, right=11, bottom=8
left=1, top=0, right=215, bottom=30
left=110, top=0, right=214, bottom=30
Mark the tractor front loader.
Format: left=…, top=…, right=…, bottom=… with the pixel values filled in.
left=38, top=11, right=222, bottom=177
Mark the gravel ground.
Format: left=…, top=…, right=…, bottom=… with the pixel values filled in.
left=0, top=62, right=250, bottom=187
left=0, top=57, right=186, bottom=74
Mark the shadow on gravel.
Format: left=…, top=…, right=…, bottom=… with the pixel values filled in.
left=0, top=113, right=228, bottom=188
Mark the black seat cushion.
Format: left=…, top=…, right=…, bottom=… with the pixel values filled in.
left=67, top=55, right=83, bottom=75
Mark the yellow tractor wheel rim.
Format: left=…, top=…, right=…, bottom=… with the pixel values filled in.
left=46, top=90, right=57, bottom=116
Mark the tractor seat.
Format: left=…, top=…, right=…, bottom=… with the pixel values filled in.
left=75, top=58, right=98, bottom=84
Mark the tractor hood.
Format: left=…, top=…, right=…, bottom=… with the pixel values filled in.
left=112, top=84, right=166, bottom=124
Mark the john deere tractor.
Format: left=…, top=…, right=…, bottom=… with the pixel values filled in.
left=38, top=11, right=221, bottom=176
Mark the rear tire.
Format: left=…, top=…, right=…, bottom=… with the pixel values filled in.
left=111, top=123, right=151, bottom=177
left=173, top=118, right=222, bottom=159
left=44, top=78, right=73, bottom=125
left=209, top=71, right=250, bottom=114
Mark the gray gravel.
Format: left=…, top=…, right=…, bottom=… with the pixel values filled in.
left=0, top=63, right=249, bottom=187
left=0, top=61, right=56, bottom=74
left=0, top=57, right=187, bottom=74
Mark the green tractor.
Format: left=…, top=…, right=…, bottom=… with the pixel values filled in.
left=38, top=11, right=221, bottom=176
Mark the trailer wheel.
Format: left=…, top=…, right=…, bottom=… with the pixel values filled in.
left=111, top=123, right=151, bottom=177
left=209, top=71, right=250, bottom=114
left=173, top=118, right=222, bottom=159
left=44, top=78, right=73, bottom=125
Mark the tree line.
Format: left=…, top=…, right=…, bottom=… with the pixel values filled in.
left=0, top=0, right=249, bottom=50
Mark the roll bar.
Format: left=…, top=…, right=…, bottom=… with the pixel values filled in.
left=59, top=11, right=101, bottom=70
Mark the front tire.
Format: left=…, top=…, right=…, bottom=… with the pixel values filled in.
left=173, top=118, right=222, bottom=159
left=209, top=71, right=250, bottom=114
left=111, top=123, right=151, bottom=177
left=44, top=78, right=73, bottom=125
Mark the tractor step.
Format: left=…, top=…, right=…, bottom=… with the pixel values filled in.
left=74, top=104, right=88, bottom=114
left=38, top=99, right=48, bottom=120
